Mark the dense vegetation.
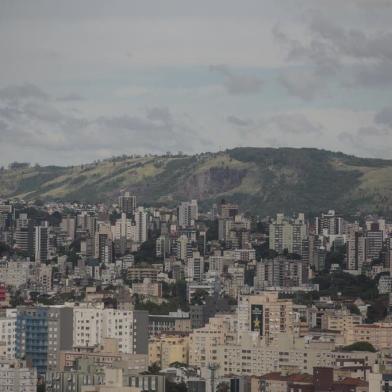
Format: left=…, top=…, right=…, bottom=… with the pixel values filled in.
left=342, top=342, right=377, bottom=352
left=312, top=272, right=379, bottom=300
left=1, top=148, right=392, bottom=216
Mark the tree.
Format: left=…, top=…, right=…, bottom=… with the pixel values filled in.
left=148, top=362, right=161, bottom=374
left=190, top=289, right=209, bottom=305
left=367, top=296, right=388, bottom=323
left=216, top=382, right=230, bottom=392
left=342, top=342, right=376, bottom=352
left=169, top=362, right=188, bottom=368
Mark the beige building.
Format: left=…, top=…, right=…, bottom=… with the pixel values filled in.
left=59, top=338, right=148, bottom=372
left=189, top=314, right=237, bottom=368
left=149, top=334, right=189, bottom=368
left=345, top=322, right=392, bottom=350
left=132, top=279, right=162, bottom=298
left=321, top=309, right=362, bottom=335
left=237, top=292, right=296, bottom=344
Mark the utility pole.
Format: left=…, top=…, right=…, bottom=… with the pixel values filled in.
left=208, top=362, right=219, bottom=392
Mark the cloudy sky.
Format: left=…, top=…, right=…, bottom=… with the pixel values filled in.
left=1, top=0, right=392, bottom=165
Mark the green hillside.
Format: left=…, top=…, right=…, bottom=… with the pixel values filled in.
left=1, top=148, right=392, bottom=217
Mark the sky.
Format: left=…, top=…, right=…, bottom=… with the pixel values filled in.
left=1, top=0, right=392, bottom=165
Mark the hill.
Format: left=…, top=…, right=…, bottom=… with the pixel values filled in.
left=1, top=148, right=392, bottom=217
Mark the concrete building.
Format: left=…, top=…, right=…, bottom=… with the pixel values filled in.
left=132, top=279, right=162, bottom=298
left=347, top=232, right=366, bottom=271
left=15, top=306, right=73, bottom=374
left=178, top=200, right=198, bottom=228
left=134, top=207, right=148, bottom=244
left=344, top=323, right=392, bottom=350
left=119, top=192, right=137, bottom=215
left=269, top=213, right=307, bottom=255
left=14, top=214, right=34, bottom=258
left=149, top=310, right=191, bottom=336
left=149, top=334, right=189, bottom=368
left=0, top=308, right=17, bottom=359
left=46, top=359, right=165, bottom=392
left=73, top=304, right=148, bottom=355
left=237, top=292, right=296, bottom=344
left=34, top=222, right=49, bottom=263
left=254, top=257, right=308, bottom=289
left=59, top=338, right=148, bottom=372
left=0, top=359, right=37, bottom=392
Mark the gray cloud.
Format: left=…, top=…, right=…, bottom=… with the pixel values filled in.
left=230, top=112, right=323, bottom=136
left=210, top=65, right=263, bottom=95
left=266, top=113, right=323, bottom=135
left=0, top=83, right=49, bottom=101
left=0, top=84, right=209, bottom=161
left=374, top=106, right=392, bottom=127
left=274, top=12, right=392, bottom=98
left=226, top=115, right=253, bottom=127
left=56, top=93, right=85, bottom=102
left=278, top=70, right=326, bottom=101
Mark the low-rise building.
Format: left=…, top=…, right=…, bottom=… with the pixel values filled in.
left=149, top=334, right=189, bottom=368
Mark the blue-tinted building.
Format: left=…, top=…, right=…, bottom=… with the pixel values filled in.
left=15, top=306, right=73, bottom=374
left=15, top=307, right=49, bottom=374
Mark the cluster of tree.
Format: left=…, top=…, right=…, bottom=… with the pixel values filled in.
left=342, top=342, right=376, bottom=352
left=133, top=236, right=160, bottom=263
left=134, top=280, right=189, bottom=314
left=312, top=272, right=378, bottom=300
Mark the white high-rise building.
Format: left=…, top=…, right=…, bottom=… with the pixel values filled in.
left=73, top=304, right=148, bottom=354
left=134, top=207, right=148, bottom=244
left=0, top=309, right=17, bottom=359
left=186, top=252, right=205, bottom=282
left=34, top=222, right=49, bottom=263
left=178, top=200, right=198, bottom=228
left=112, top=213, right=133, bottom=240
left=60, top=216, right=76, bottom=241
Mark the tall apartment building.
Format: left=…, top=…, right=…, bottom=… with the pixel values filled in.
left=186, top=252, right=205, bottom=282
left=178, top=200, right=198, bottom=228
left=346, top=232, right=366, bottom=271
left=254, top=257, right=308, bottom=289
left=77, top=212, right=97, bottom=236
left=34, top=222, right=49, bottom=263
left=269, top=213, right=307, bottom=255
left=73, top=304, right=148, bottom=355
left=218, top=201, right=239, bottom=219
left=315, top=210, right=344, bottom=236
left=14, top=213, right=34, bottom=257
left=387, top=238, right=392, bottom=273
left=134, top=207, right=148, bottom=244
left=176, top=234, right=192, bottom=261
left=237, top=292, right=295, bottom=344
left=366, top=229, right=383, bottom=262
left=94, top=222, right=113, bottom=263
left=301, top=235, right=327, bottom=271
left=189, top=314, right=237, bottom=368
left=15, top=306, right=73, bottom=374
left=60, top=215, right=76, bottom=241
left=112, top=213, right=133, bottom=241
left=0, top=308, right=17, bottom=359
left=119, top=192, right=137, bottom=215
left=156, top=235, right=170, bottom=258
